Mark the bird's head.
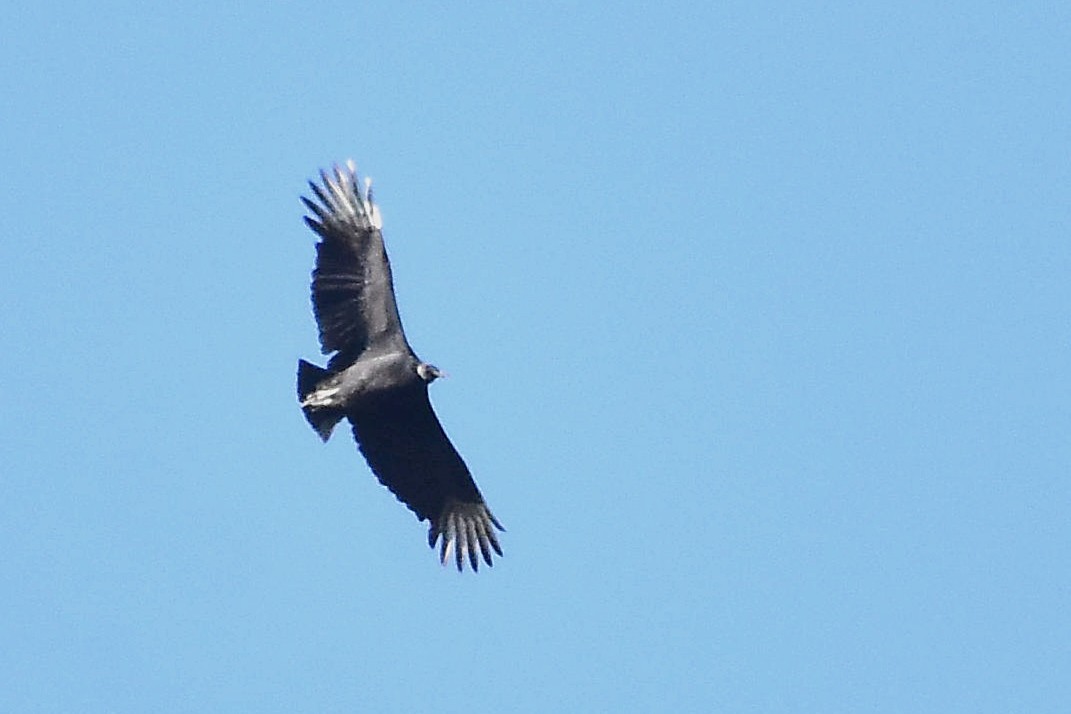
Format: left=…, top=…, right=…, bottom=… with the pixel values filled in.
left=416, top=362, right=445, bottom=383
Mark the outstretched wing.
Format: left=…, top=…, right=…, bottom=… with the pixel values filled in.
left=348, top=385, right=504, bottom=571
left=302, top=162, right=409, bottom=364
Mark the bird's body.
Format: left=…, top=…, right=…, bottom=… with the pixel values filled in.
left=301, top=351, right=418, bottom=411
left=297, top=162, right=503, bottom=571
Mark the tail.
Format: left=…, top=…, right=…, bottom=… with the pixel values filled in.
left=297, top=359, right=344, bottom=442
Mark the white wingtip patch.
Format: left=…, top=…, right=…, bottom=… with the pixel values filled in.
left=441, top=537, right=455, bottom=568
left=313, top=159, right=383, bottom=231
left=351, top=164, right=383, bottom=230
left=430, top=502, right=504, bottom=572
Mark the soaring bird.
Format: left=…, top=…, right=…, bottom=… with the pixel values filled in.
left=297, top=161, right=503, bottom=571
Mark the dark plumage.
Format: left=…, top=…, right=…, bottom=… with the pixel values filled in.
left=297, top=162, right=503, bottom=571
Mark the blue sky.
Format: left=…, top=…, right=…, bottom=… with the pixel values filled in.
left=2, top=2, right=1068, bottom=712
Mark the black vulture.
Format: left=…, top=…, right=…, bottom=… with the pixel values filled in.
left=297, top=161, right=503, bottom=571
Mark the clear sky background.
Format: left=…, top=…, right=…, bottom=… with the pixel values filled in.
left=2, top=3, right=1068, bottom=712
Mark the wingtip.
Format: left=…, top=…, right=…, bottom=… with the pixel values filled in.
left=428, top=501, right=504, bottom=573
left=302, top=159, right=382, bottom=233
